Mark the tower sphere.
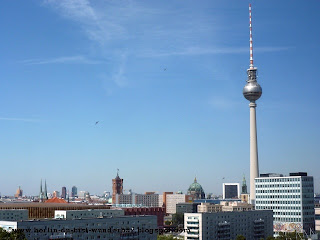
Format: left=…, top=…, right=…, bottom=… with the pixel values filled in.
left=243, top=80, right=262, bottom=102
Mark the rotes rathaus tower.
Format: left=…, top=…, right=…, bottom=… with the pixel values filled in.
left=243, top=4, right=262, bottom=203
left=112, top=169, right=123, bottom=204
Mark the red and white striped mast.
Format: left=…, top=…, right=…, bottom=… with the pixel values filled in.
left=249, top=3, right=254, bottom=69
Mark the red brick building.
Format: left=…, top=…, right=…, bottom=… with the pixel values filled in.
left=123, top=207, right=165, bottom=227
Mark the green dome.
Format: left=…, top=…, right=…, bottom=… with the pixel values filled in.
left=188, top=178, right=204, bottom=192
left=187, top=177, right=205, bottom=199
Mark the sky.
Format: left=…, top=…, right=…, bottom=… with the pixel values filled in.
left=0, top=0, right=319, bottom=196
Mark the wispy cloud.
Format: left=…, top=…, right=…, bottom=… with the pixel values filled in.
left=43, top=0, right=146, bottom=45
left=140, top=46, right=292, bottom=58
left=21, top=55, right=103, bottom=65
left=0, top=117, right=41, bottom=123
left=112, top=53, right=128, bottom=88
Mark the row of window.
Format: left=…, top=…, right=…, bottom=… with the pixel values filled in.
left=256, top=184, right=301, bottom=188
left=274, top=217, right=301, bottom=222
left=256, top=206, right=301, bottom=210
left=256, top=178, right=302, bottom=183
left=256, top=200, right=301, bottom=204
left=257, top=189, right=301, bottom=193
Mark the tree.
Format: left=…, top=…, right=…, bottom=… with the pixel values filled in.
left=0, top=227, right=27, bottom=240
left=172, top=213, right=184, bottom=226
left=266, top=236, right=275, bottom=240
left=276, top=231, right=305, bottom=240
left=164, top=220, right=172, bottom=226
left=157, top=236, right=182, bottom=240
left=236, top=235, right=246, bottom=240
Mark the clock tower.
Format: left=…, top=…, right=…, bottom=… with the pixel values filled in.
left=112, top=169, right=123, bottom=204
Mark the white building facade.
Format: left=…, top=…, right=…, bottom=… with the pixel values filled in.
left=222, top=183, right=240, bottom=199
left=184, top=211, right=273, bottom=240
left=54, top=209, right=124, bottom=219
left=315, top=207, right=320, bottom=232
left=255, top=172, right=315, bottom=234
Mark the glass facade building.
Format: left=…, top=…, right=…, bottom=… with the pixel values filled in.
left=255, top=173, right=315, bottom=235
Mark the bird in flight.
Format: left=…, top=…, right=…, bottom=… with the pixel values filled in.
left=95, top=121, right=99, bottom=125
left=163, top=68, right=167, bottom=71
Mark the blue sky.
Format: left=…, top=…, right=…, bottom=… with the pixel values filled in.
left=0, top=0, right=319, bottom=196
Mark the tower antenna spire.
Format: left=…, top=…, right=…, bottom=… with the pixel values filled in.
left=249, top=3, right=254, bottom=69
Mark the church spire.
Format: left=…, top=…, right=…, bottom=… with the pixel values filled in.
left=44, top=180, right=48, bottom=200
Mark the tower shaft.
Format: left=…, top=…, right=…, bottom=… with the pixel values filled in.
left=249, top=102, right=259, bottom=202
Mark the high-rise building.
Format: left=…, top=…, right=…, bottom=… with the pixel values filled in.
left=222, top=183, right=240, bottom=199
left=52, top=191, right=60, bottom=198
left=14, top=186, right=23, bottom=198
left=255, top=172, right=315, bottom=235
left=71, top=186, right=77, bottom=197
left=61, top=187, right=66, bottom=199
left=243, top=4, right=262, bottom=204
left=112, top=170, right=123, bottom=204
left=39, top=179, right=48, bottom=202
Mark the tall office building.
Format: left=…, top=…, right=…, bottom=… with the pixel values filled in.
left=255, top=172, right=315, bottom=235
left=52, top=191, right=60, bottom=198
left=71, top=186, right=77, bottom=197
left=222, top=183, right=240, bottom=199
left=112, top=170, right=123, bottom=204
left=61, top=186, right=66, bottom=199
left=243, top=4, right=262, bottom=204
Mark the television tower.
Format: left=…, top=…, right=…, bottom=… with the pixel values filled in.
left=243, top=4, right=262, bottom=203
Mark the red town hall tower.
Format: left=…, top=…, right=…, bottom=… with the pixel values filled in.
left=112, top=169, right=123, bottom=204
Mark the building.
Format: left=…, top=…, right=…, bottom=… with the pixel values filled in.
left=0, top=203, right=111, bottom=219
left=71, top=186, right=77, bottom=198
left=223, top=183, right=240, bottom=199
left=161, top=193, right=193, bottom=214
left=14, top=186, right=23, bottom=198
left=187, top=178, right=205, bottom=200
left=112, top=170, right=123, bottom=204
left=255, top=172, right=315, bottom=234
left=39, top=179, right=48, bottom=202
left=116, top=193, right=136, bottom=205
left=136, top=193, right=159, bottom=207
left=242, top=4, right=263, bottom=204
left=0, top=210, right=28, bottom=221
left=54, top=209, right=124, bottom=219
left=52, top=191, right=60, bottom=198
left=197, top=202, right=222, bottom=213
left=197, top=201, right=253, bottom=213
left=242, top=175, right=248, bottom=194
left=0, top=215, right=157, bottom=240
left=184, top=211, right=273, bottom=240
left=61, top=187, right=66, bottom=199
left=123, top=206, right=165, bottom=227
left=315, top=207, right=320, bottom=232
left=176, top=203, right=200, bottom=214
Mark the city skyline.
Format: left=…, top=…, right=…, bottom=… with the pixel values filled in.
left=1, top=1, right=319, bottom=196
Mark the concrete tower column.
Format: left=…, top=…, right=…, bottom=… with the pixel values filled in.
left=249, top=102, right=259, bottom=202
